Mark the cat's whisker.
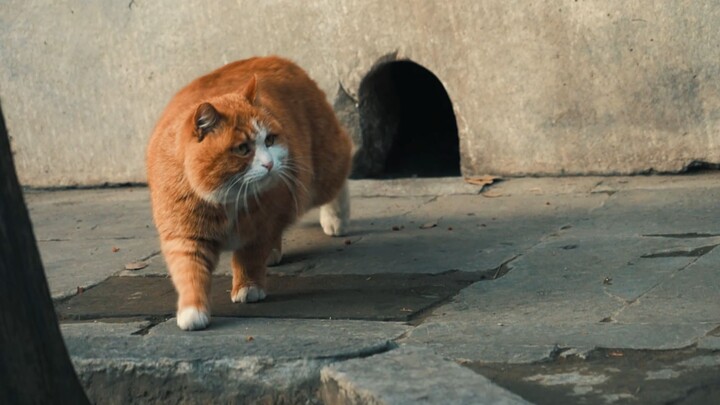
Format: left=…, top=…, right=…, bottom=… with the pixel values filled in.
left=284, top=161, right=311, bottom=172
left=280, top=168, right=309, bottom=198
left=277, top=173, right=300, bottom=216
left=234, top=175, right=252, bottom=217
left=242, top=179, right=252, bottom=217
left=283, top=158, right=311, bottom=173
left=223, top=174, right=244, bottom=205
left=233, top=181, right=242, bottom=218
left=251, top=181, right=264, bottom=213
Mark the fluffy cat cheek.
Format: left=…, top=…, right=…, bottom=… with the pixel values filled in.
left=184, top=161, right=227, bottom=203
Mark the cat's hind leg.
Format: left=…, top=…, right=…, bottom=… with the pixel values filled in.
left=266, top=234, right=283, bottom=267
left=320, top=181, right=350, bottom=236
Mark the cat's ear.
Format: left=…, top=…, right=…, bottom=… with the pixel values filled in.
left=241, top=75, right=258, bottom=105
left=193, top=102, right=220, bottom=142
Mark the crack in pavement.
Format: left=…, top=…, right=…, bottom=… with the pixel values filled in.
left=641, top=244, right=719, bottom=259
left=131, top=316, right=169, bottom=336
left=586, top=189, right=616, bottom=214
left=139, top=250, right=161, bottom=261
left=402, top=256, right=522, bottom=329
left=644, top=232, right=720, bottom=239
left=601, top=287, right=631, bottom=309
left=38, top=236, right=152, bottom=242
left=601, top=251, right=711, bottom=323
left=491, top=254, right=520, bottom=280
left=317, top=341, right=399, bottom=362
left=398, top=195, right=440, bottom=218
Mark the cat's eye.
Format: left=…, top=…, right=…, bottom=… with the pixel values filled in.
left=234, top=143, right=251, bottom=156
left=265, top=134, right=277, bottom=147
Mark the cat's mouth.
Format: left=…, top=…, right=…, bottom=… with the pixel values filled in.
left=253, top=168, right=280, bottom=186
left=209, top=170, right=278, bottom=208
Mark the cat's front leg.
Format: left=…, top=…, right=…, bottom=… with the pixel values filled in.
left=231, top=242, right=270, bottom=303
left=163, top=239, right=219, bottom=331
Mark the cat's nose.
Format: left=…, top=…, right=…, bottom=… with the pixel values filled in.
left=262, top=161, right=274, bottom=171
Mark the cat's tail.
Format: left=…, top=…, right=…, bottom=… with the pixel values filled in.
left=320, top=180, right=350, bottom=236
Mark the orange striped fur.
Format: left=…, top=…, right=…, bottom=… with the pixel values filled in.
left=147, top=56, right=352, bottom=330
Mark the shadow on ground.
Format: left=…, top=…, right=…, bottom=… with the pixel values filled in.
left=56, top=270, right=489, bottom=323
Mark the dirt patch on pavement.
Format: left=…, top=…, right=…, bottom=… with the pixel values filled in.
left=466, top=347, right=720, bottom=404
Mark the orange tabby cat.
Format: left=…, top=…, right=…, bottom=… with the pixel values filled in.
left=147, top=56, right=352, bottom=330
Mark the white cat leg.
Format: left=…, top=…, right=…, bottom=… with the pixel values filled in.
left=231, top=285, right=267, bottom=303
left=176, top=307, right=210, bottom=331
left=320, top=181, right=350, bottom=236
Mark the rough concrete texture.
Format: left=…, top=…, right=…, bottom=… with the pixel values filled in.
left=24, top=188, right=158, bottom=299
left=404, top=176, right=720, bottom=363
left=62, top=318, right=408, bottom=404
left=3, top=2, right=720, bottom=186
left=320, top=346, right=530, bottom=405
left=27, top=176, right=720, bottom=403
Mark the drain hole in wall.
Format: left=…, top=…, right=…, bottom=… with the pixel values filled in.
left=352, top=60, right=460, bottom=179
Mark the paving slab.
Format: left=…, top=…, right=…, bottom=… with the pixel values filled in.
left=62, top=318, right=408, bottom=404
left=24, top=188, right=159, bottom=299
left=22, top=175, right=720, bottom=403
left=57, top=271, right=485, bottom=322
left=467, top=348, right=720, bottom=404
left=403, top=177, right=720, bottom=365
left=320, top=346, right=530, bottom=405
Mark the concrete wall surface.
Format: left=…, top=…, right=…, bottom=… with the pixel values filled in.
left=2, top=0, right=719, bottom=186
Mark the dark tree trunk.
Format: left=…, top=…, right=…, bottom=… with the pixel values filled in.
left=0, top=102, right=89, bottom=404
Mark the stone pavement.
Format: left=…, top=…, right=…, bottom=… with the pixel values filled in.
left=27, top=175, right=720, bottom=404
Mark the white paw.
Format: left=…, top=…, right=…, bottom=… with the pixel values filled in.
left=232, top=285, right=267, bottom=303
left=266, top=248, right=282, bottom=266
left=320, top=206, right=348, bottom=236
left=176, top=307, right=210, bottom=331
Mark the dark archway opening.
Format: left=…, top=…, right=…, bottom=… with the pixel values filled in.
left=352, top=60, right=461, bottom=179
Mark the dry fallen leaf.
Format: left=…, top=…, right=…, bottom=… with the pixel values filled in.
left=464, top=175, right=500, bottom=187
left=111, top=246, right=120, bottom=253
left=124, top=261, right=149, bottom=271
left=420, top=221, right=437, bottom=229
left=482, top=191, right=503, bottom=198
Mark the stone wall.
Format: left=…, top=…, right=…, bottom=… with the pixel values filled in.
left=2, top=0, right=719, bottom=186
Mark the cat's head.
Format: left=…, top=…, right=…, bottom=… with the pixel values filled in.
left=182, top=76, right=290, bottom=206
